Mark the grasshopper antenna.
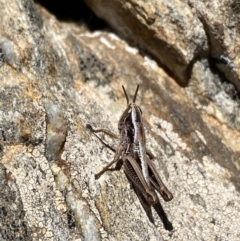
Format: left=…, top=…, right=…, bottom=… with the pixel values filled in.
left=122, top=85, right=129, bottom=105
left=132, top=84, right=139, bottom=103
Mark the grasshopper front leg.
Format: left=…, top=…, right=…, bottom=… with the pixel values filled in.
left=94, top=144, right=125, bottom=179
left=86, top=124, right=124, bottom=179
left=86, top=124, right=118, bottom=139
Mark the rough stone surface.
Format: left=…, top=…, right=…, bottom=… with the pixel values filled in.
left=84, top=0, right=240, bottom=91
left=0, top=0, right=240, bottom=241
left=188, top=0, right=240, bottom=92
left=83, top=0, right=208, bottom=85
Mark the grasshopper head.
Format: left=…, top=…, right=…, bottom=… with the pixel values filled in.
left=118, top=85, right=141, bottom=131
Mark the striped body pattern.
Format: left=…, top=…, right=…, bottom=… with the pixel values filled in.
left=87, top=85, right=173, bottom=204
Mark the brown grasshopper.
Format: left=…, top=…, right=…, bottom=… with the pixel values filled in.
left=86, top=85, right=173, bottom=204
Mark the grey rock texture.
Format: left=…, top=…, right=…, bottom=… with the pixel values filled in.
left=84, top=0, right=240, bottom=91
left=83, top=0, right=208, bottom=86
left=0, top=0, right=240, bottom=241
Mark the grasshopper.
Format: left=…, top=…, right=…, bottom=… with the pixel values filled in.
left=87, top=85, right=173, bottom=204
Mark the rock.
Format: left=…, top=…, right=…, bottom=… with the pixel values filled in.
left=188, top=0, right=240, bottom=91
left=0, top=0, right=240, bottom=241
left=83, top=0, right=240, bottom=92
left=83, top=0, right=208, bottom=86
